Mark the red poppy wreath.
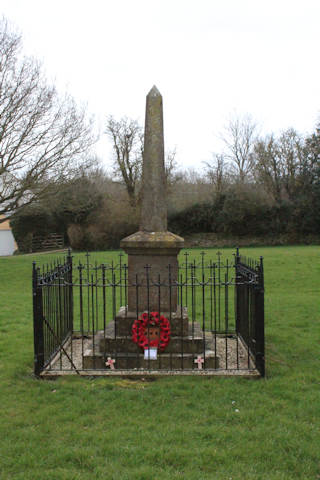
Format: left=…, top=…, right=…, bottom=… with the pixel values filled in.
left=132, top=311, right=171, bottom=351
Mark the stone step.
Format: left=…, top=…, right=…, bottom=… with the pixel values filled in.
left=114, top=306, right=189, bottom=336
left=98, top=322, right=208, bottom=354
left=83, top=350, right=219, bottom=370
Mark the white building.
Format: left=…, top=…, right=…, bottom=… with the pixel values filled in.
left=0, top=215, right=17, bottom=256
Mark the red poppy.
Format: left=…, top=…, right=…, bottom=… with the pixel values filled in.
left=132, top=312, right=171, bottom=351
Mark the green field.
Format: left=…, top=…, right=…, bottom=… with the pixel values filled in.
left=0, top=246, right=319, bottom=480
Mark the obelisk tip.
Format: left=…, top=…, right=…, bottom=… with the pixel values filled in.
left=147, top=85, right=161, bottom=97
left=140, top=84, right=166, bottom=232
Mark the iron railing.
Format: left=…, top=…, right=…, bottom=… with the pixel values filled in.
left=32, top=249, right=265, bottom=377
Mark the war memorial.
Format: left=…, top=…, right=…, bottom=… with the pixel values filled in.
left=32, top=87, right=265, bottom=377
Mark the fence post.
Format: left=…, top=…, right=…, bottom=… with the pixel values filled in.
left=235, top=247, right=241, bottom=334
left=254, top=257, right=265, bottom=377
left=32, top=262, right=44, bottom=376
left=67, top=248, right=74, bottom=334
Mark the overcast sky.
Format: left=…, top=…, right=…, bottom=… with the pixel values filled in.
left=1, top=0, right=320, bottom=171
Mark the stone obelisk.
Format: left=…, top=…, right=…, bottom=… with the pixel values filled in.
left=140, top=85, right=167, bottom=232
left=120, top=86, right=184, bottom=314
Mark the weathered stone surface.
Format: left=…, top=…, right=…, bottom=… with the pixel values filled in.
left=120, top=233, right=184, bottom=312
left=115, top=353, right=219, bottom=370
left=83, top=319, right=220, bottom=370
left=121, top=231, right=184, bottom=255
left=99, top=321, right=206, bottom=354
left=128, top=253, right=178, bottom=312
left=83, top=349, right=105, bottom=369
left=169, top=307, right=190, bottom=335
left=113, top=308, right=137, bottom=336
left=119, top=85, right=184, bottom=320
left=84, top=87, right=220, bottom=374
left=47, top=332, right=259, bottom=376
left=113, top=306, right=189, bottom=336
left=83, top=350, right=219, bottom=370
left=140, top=85, right=167, bottom=232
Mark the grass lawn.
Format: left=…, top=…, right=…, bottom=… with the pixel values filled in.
left=0, top=246, right=319, bottom=480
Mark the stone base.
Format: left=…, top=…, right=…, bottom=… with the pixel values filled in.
left=83, top=319, right=219, bottom=371
left=83, top=350, right=219, bottom=370
left=44, top=331, right=260, bottom=376
left=81, top=303, right=220, bottom=372
left=115, top=306, right=189, bottom=336
left=121, top=230, right=184, bottom=255
left=121, top=230, right=184, bottom=312
left=99, top=321, right=206, bottom=354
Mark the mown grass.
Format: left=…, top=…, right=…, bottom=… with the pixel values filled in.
left=0, top=246, right=319, bottom=480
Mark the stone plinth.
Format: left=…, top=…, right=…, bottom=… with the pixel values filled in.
left=83, top=351, right=219, bottom=370
left=120, top=230, right=184, bottom=313
left=83, top=326, right=219, bottom=370
left=100, top=319, right=205, bottom=354
left=113, top=306, right=189, bottom=336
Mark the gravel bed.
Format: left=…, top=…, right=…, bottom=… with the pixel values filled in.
left=47, top=331, right=256, bottom=375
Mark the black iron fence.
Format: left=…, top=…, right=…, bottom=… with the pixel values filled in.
left=235, top=251, right=265, bottom=377
left=32, top=253, right=73, bottom=375
left=32, top=249, right=265, bottom=377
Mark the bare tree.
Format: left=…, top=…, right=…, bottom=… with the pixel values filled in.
left=253, top=135, right=282, bottom=203
left=0, top=18, right=96, bottom=221
left=165, top=146, right=184, bottom=190
left=106, top=115, right=179, bottom=204
left=253, top=128, right=305, bottom=202
left=304, top=123, right=320, bottom=184
left=204, top=153, right=230, bottom=196
left=105, top=116, right=143, bottom=206
left=221, top=114, right=258, bottom=181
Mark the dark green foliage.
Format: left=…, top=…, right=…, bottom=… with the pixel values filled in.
left=219, top=189, right=270, bottom=236
left=51, top=176, right=104, bottom=230
left=169, top=121, right=320, bottom=240
left=291, top=189, right=320, bottom=235
left=169, top=202, right=216, bottom=234
left=168, top=195, right=225, bottom=235
left=169, top=188, right=319, bottom=238
left=11, top=208, right=58, bottom=240
left=11, top=176, right=104, bottom=251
